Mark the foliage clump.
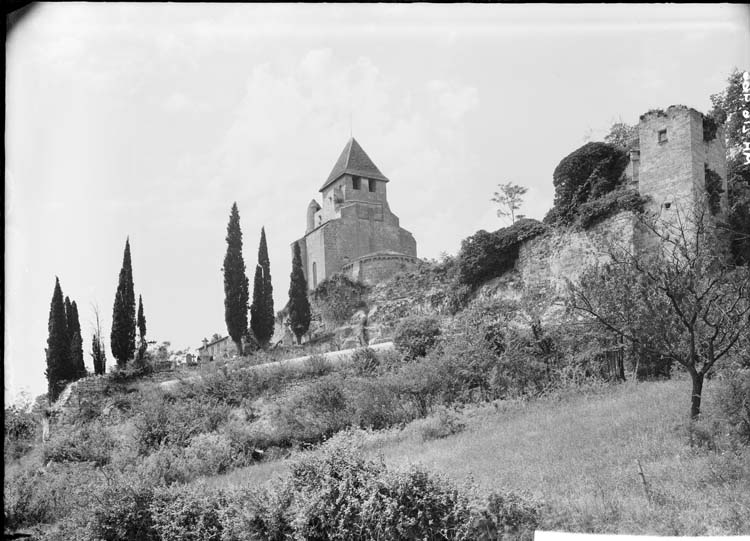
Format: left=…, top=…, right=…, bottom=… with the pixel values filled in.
left=544, top=142, right=630, bottom=227
left=223, top=203, right=250, bottom=355
left=576, top=188, right=648, bottom=229
left=312, top=273, right=368, bottom=325
left=457, top=218, right=547, bottom=288
left=250, top=227, right=275, bottom=347
left=705, top=166, right=725, bottom=216
left=393, top=315, right=442, bottom=361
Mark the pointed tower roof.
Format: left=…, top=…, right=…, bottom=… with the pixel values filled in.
left=320, top=138, right=389, bottom=192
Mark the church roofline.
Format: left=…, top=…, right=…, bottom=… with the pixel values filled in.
left=319, top=137, right=389, bottom=192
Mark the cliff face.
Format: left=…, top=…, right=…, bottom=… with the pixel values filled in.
left=280, top=211, right=637, bottom=350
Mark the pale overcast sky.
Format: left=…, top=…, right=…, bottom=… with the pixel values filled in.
left=5, top=4, right=749, bottom=403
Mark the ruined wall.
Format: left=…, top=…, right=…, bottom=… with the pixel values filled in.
left=516, top=211, right=636, bottom=295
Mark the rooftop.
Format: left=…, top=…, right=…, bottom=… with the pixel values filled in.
left=320, top=137, right=389, bottom=192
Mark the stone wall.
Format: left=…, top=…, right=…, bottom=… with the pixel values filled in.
left=516, top=211, right=636, bottom=295
left=343, top=253, right=419, bottom=285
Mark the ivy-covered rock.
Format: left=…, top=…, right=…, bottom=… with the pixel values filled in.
left=312, top=274, right=368, bottom=326
left=457, top=218, right=547, bottom=288
left=575, top=188, right=648, bottom=229
left=545, top=142, right=630, bottom=226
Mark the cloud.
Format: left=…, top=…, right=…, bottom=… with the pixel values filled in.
left=427, top=80, right=480, bottom=122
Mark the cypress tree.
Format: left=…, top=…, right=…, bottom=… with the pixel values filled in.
left=250, top=227, right=274, bottom=347
left=137, top=295, right=147, bottom=361
left=69, top=300, right=86, bottom=379
left=63, top=296, right=75, bottom=380
left=92, top=333, right=107, bottom=376
left=288, top=242, right=311, bottom=344
left=223, top=203, right=249, bottom=355
left=111, top=238, right=136, bottom=367
left=46, top=277, right=70, bottom=401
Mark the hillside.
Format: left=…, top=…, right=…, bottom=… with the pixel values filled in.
left=203, top=377, right=750, bottom=536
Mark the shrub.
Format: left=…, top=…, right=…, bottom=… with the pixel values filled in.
left=4, top=467, right=55, bottom=529
left=312, top=273, right=368, bottom=325
left=4, top=402, right=37, bottom=460
left=301, top=353, right=333, bottom=377
left=273, top=376, right=352, bottom=444
left=43, top=421, right=114, bottom=466
left=457, top=219, right=547, bottom=288
left=349, top=377, right=412, bottom=429
left=4, top=462, right=104, bottom=531
left=575, top=188, right=648, bottom=229
left=348, top=347, right=380, bottom=376
left=150, top=484, right=228, bottom=541
left=182, top=432, right=233, bottom=477
left=393, top=315, right=442, bottom=361
left=545, top=141, right=630, bottom=226
left=469, top=490, right=541, bottom=541
left=220, top=485, right=294, bottom=541
left=357, top=466, right=473, bottom=540
left=134, top=394, right=230, bottom=454
left=417, top=406, right=466, bottom=441
left=89, top=479, right=158, bottom=541
left=714, top=368, right=750, bottom=446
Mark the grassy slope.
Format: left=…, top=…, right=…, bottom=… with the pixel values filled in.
left=207, top=378, right=750, bottom=535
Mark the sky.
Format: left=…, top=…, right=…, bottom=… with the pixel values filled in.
left=5, top=3, right=749, bottom=404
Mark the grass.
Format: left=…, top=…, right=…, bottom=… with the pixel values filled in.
left=203, top=377, right=750, bottom=535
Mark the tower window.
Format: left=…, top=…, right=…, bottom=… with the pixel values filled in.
left=658, top=129, right=668, bottom=144
left=352, top=176, right=361, bottom=190
left=368, top=179, right=376, bottom=192
left=663, top=201, right=672, bottom=210
left=312, top=262, right=318, bottom=287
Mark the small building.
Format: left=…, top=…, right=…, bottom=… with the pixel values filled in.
left=197, top=335, right=234, bottom=362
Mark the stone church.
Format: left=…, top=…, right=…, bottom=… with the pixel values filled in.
left=294, top=138, right=418, bottom=289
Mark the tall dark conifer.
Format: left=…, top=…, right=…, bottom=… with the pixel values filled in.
left=69, top=301, right=86, bottom=379
left=46, top=277, right=70, bottom=401
left=250, top=227, right=274, bottom=346
left=137, top=295, right=147, bottom=361
left=223, top=203, right=249, bottom=355
left=288, top=242, right=311, bottom=344
left=111, top=238, right=136, bottom=367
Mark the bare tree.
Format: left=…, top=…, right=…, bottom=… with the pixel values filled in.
left=568, top=205, right=750, bottom=419
left=491, top=182, right=528, bottom=224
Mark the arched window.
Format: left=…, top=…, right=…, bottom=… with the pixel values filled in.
left=312, top=262, right=317, bottom=287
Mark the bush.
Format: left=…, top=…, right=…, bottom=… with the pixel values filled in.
left=182, top=432, right=234, bottom=477
left=4, top=402, right=37, bottom=460
left=301, top=353, right=333, bottom=377
left=457, top=219, right=547, bottom=288
left=312, top=273, right=368, bottom=325
left=4, top=462, right=104, bottom=532
left=349, top=377, right=412, bottom=429
left=545, top=141, right=630, bottom=226
left=220, top=485, right=294, bottom=541
left=417, top=406, right=466, bottom=441
left=88, top=478, right=158, bottom=541
left=470, top=490, right=541, bottom=541
left=356, top=466, right=473, bottom=540
left=150, top=484, right=227, bottom=541
left=134, top=394, right=230, bottom=454
left=393, top=316, right=442, bottom=361
left=348, top=347, right=380, bottom=376
left=273, top=376, right=352, bottom=444
left=575, top=188, right=648, bottom=229
left=714, top=369, right=750, bottom=446
left=43, top=421, right=114, bottom=466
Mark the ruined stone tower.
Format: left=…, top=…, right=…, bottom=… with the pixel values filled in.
left=294, top=138, right=418, bottom=289
left=634, top=105, right=727, bottom=220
